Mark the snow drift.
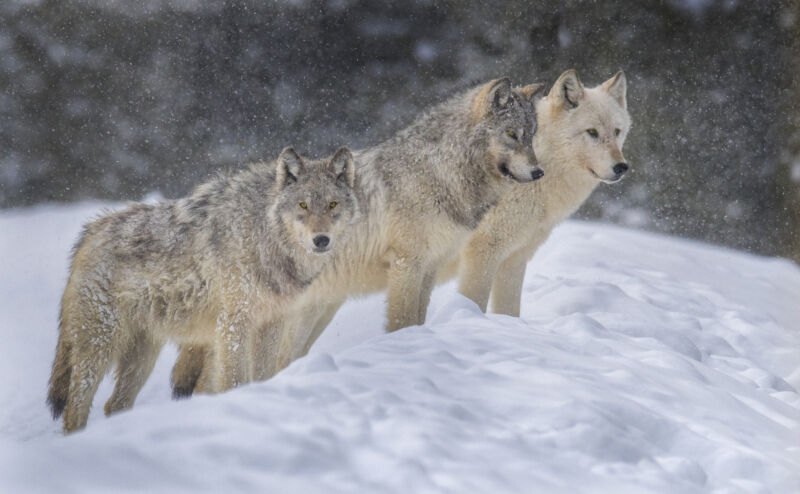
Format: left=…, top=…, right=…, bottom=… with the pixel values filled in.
left=0, top=202, right=798, bottom=493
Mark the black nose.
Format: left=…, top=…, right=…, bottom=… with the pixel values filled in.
left=313, top=235, right=330, bottom=249
left=613, top=163, right=629, bottom=176
left=531, top=168, right=544, bottom=181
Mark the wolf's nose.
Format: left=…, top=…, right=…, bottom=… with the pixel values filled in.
left=613, top=163, right=629, bottom=176
left=531, top=168, right=544, bottom=181
left=313, top=235, right=330, bottom=249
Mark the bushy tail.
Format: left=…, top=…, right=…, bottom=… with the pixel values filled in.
left=47, top=334, right=72, bottom=419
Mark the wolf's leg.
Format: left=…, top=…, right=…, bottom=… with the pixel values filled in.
left=194, top=347, right=217, bottom=393
left=250, top=319, right=284, bottom=381
left=299, top=298, right=346, bottom=357
left=214, top=308, right=251, bottom=391
left=458, top=241, right=501, bottom=313
left=170, top=345, right=208, bottom=399
left=104, top=332, right=163, bottom=415
left=386, top=254, right=427, bottom=332
left=489, top=245, right=537, bottom=317
left=417, top=268, right=438, bottom=324
left=62, top=321, right=115, bottom=433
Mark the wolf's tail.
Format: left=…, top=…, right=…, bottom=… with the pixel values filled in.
left=47, top=332, right=72, bottom=419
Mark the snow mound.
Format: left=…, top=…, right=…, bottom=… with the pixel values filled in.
left=0, top=203, right=798, bottom=493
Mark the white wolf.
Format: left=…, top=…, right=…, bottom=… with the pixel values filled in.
left=453, top=70, right=631, bottom=315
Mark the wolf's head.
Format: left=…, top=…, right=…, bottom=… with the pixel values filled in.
left=470, top=78, right=546, bottom=184
left=536, top=70, right=631, bottom=184
left=272, top=146, right=358, bottom=254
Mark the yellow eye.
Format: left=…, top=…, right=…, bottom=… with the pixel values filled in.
left=506, top=130, right=518, bottom=140
left=587, top=129, right=599, bottom=138
left=615, top=128, right=621, bottom=136
left=329, top=201, right=337, bottom=209
left=299, top=202, right=307, bottom=209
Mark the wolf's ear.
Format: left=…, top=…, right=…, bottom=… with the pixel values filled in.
left=471, top=77, right=512, bottom=123
left=276, top=147, right=304, bottom=188
left=602, top=71, right=627, bottom=110
left=550, top=70, right=584, bottom=109
left=328, top=146, right=355, bottom=188
left=517, top=82, right=546, bottom=103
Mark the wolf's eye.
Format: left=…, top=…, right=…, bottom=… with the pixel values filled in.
left=587, top=129, right=599, bottom=138
left=299, top=202, right=307, bottom=209
left=506, top=130, right=518, bottom=140
left=329, top=201, right=337, bottom=209
left=615, top=128, right=621, bottom=136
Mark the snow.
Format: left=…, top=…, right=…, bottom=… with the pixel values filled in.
left=1, top=201, right=799, bottom=493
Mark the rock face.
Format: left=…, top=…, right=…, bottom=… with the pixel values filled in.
left=0, top=1, right=796, bottom=258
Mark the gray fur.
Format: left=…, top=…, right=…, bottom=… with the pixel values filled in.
left=170, top=77, right=546, bottom=397
left=47, top=147, right=361, bottom=432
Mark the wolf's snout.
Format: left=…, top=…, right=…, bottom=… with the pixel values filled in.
left=313, top=235, right=330, bottom=249
left=613, top=163, right=629, bottom=177
left=531, top=168, right=544, bottom=181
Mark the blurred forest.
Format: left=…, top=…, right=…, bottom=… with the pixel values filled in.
left=1, top=0, right=798, bottom=262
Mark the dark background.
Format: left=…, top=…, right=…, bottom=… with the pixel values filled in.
left=1, top=0, right=798, bottom=262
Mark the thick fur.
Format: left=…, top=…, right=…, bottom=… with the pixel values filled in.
left=47, top=147, right=361, bottom=433
left=171, top=78, right=545, bottom=394
left=450, top=70, right=631, bottom=315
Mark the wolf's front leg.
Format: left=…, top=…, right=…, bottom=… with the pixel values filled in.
left=214, top=309, right=251, bottom=391
left=489, top=245, right=536, bottom=317
left=250, top=318, right=284, bottom=381
left=386, top=254, right=427, bottom=332
left=458, top=241, right=502, bottom=313
left=299, top=297, right=346, bottom=357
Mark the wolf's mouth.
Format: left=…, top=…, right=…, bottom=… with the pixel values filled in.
left=498, top=162, right=513, bottom=179
left=588, top=167, right=622, bottom=184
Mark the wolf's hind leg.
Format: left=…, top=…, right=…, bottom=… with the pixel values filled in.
left=104, top=332, right=163, bottom=416
left=62, top=325, right=115, bottom=433
left=171, top=344, right=208, bottom=399
left=417, top=268, right=437, bottom=324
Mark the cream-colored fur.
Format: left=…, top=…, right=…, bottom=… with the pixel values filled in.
left=451, top=70, right=631, bottom=315
left=272, top=79, right=547, bottom=371
left=282, top=71, right=630, bottom=365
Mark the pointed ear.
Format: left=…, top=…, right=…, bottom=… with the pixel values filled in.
left=602, top=71, right=627, bottom=109
left=517, top=82, right=546, bottom=103
left=471, top=77, right=512, bottom=124
left=328, top=146, right=355, bottom=188
left=549, top=70, right=584, bottom=109
left=275, top=147, right=304, bottom=189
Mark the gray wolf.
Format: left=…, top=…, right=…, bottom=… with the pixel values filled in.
left=452, top=70, right=631, bottom=315
left=47, top=146, right=361, bottom=432
left=171, top=78, right=546, bottom=394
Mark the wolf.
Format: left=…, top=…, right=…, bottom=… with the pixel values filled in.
left=171, top=78, right=546, bottom=393
left=47, top=146, right=361, bottom=432
left=451, top=70, right=631, bottom=315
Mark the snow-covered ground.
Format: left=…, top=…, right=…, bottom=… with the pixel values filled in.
left=0, top=202, right=798, bottom=493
